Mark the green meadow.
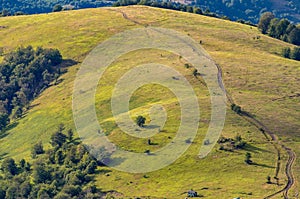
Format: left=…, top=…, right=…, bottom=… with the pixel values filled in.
left=0, top=5, right=299, bottom=198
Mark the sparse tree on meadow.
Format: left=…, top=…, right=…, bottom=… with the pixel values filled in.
left=245, top=152, right=252, bottom=164
left=136, top=115, right=146, bottom=127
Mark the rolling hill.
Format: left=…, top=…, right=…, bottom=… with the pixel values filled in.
left=1, top=0, right=300, bottom=24
left=0, top=5, right=299, bottom=198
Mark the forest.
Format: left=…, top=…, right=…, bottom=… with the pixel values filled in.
left=0, top=46, right=63, bottom=131
left=0, top=124, right=104, bottom=199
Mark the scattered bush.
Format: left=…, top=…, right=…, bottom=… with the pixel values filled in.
left=136, top=115, right=146, bottom=127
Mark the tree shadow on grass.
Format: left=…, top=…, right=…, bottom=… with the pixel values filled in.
left=143, top=125, right=160, bottom=129
left=59, top=59, right=78, bottom=68
left=252, top=162, right=275, bottom=169
left=0, top=122, right=19, bottom=139
left=95, top=168, right=112, bottom=175
left=0, top=131, right=8, bottom=139
left=243, top=143, right=272, bottom=153
left=0, top=152, right=8, bottom=160
left=104, top=157, right=126, bottom=167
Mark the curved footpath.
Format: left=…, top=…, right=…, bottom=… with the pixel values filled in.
left=107, top=8, right=296, bottom=198
left=215, top=63, right=296, bottom=199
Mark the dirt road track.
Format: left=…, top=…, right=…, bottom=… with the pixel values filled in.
left=107, top=8, right=296, bottom=198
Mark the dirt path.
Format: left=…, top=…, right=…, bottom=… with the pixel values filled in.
left=215, top=62, right=295, bottom=199
left=108, top=8, right=296, bottom=198
left=215, top=61, right=295, bottom=199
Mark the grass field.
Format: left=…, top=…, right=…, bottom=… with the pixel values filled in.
left=0, top=5, right=299, bottom=198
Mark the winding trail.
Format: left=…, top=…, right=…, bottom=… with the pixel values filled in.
left=108, top=7, right=296, bottom=198
left=216, top=63, right=296, bottom=199
left=215, top=62, right=296, bottom=199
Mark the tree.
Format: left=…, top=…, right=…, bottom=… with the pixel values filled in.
left=268, top=18, right=280, bottom=38
left=193, top=7, right=202, bottom=14
left=32, top=141, right=45, bottom=158
left=19, top=159, right=26, bottom=168
left=186, top=6, right=193, bottom=13
left=282, top=47, right=291, bottom=58
left=0, top=113, right=9, bottom=131
left=5, top=185, right=17, bottom=199
left=0, top=188, right=5, bottom=199
left=245, top=152, right=252, bottom=164
left=62, top=185, right=81, bottom=197
left=33, top=163, right=51, bottom=183
left=86, top=160, right=97, bottom=174
left=1, top=9, right=10, bottom=17
left=193, top=69, right=198, bottom=77
left=52, top=4, right=63, bottom=12
left=291, top=47, right=300, bottom=61
left=54, top=192, right=72, bottom=199
left=288, top=27, right=300, bottom=45
left=67, top=129, right=74, bottom=141
left=275, top=19, right=290, bottom=39
left=258, top=12, right=275, bottom=34
left=55, top=150, right=65, bottom=164
left=1, top=158, right=18, bottom=176
left=20, top=181, right=32, bottom=198
left=50, top=131, right=67, bottom=148
left=136, top=115, right=146, bottom=127
left=231, top=104, right=242, bottom=114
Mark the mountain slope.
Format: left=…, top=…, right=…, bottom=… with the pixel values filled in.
left=0, top=6, right=299, bottom=198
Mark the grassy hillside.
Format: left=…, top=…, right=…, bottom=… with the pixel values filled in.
left=0, top=6, right=299, bottom=198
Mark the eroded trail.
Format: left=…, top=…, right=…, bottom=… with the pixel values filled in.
left=215, top=62, right=295, bottom=199
left=108, top=8, right=296, bottom=198
left=216, top=62, right=295, bottom=199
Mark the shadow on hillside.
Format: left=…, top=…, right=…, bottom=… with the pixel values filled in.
left=51, top=59, right=78, bottom=86
left=96, top=168, right=112, bottom=175
left=244, top=143, right=272, bottom=154
left=59, top=59, right=78, bottom=68
left=106, top=157, right=125, bottom=167
left=144, top=125, right=160, bottom=129
left=0, top=153, right=8, bottom=160
left=28, top=103, right=41, bottom=110
left=0, top=131, right=8, bottom=139
left=0, top=122, right=19, bottom=139
left=252, top=162, right=275, bottom=169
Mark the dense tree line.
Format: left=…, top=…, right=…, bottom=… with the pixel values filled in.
left=194, top=0, right=271, bottom=24
left=1, top=0, right=300, bottom=24
left=195, top=0, right=300, bottom=24
left=0, top=124, right=103, bottom=199
left=0, top=46, right=62, bottom=131
left=258, top=12, right=300, bottom=46
left=0, top=0, right=112, bottom=16
left=113, top=0, right=225, bottom=20
left=282, top=47, right=300, bottom=61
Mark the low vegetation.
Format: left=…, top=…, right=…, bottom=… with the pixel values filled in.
left=217, top=134, right=247, bottom=152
